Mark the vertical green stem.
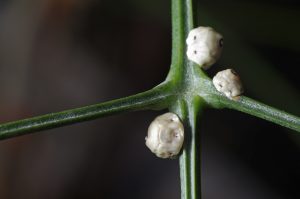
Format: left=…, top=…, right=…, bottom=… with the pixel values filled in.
left=184, top=97, right=203, bottom=199
left=167, top=0, right=197, bottom=83
left=169, top=0, right=201, bottom=198
left=171, top=97, right=203, bottom=199
left=167, top=0, right=185, bottom=82
left=173, top=97, right=203, bottom=199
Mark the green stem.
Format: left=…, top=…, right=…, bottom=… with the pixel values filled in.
left=219, top=96, right=300, bottom=132
left=197, top=79, right=300, bottom=133
left=169, top=0, right=202, bottom=198
left=167, top=0, right=199, bottom=83
left=167, top=0, right=185, bottom=82
left=172, top=97, right=203, bottom=199
left=0, top=84, right=172, bottom=140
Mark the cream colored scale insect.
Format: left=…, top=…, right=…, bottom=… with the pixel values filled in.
left=213, top=69, right=244, bottom=100
left=145, top=112, right=184, bottom=159
left=186, top=26, right=223, bottom=69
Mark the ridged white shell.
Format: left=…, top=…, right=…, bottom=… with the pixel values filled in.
left=145, top=113, right=184, bottom=159
left=213, top=69, right=243, bottom=100
left=186, top=26, right=223, bottom=69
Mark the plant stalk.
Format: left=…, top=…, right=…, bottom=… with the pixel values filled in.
left=180, top=97, right=203, bottom=199
left=169, top=0, right=202, bottom=198
left=0, top=84, right=172, bottom=140
left=220, top=96, right=300, bottom=132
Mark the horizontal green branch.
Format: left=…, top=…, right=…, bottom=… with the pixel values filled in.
left=0, top=84, right=172, bottom=140
left=218, top=95, right=300, bottom=132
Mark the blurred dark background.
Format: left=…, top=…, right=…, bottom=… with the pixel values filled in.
left=0, top=0, right=299, bottom=198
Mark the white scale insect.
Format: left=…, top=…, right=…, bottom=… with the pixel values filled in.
left=145, top=112, right=184, bottom=159
left=186, top=26, right=223, bottom=69
left=213, top=69, right=244, bottom=100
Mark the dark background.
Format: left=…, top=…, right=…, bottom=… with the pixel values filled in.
left=0, top=0, right=299, bottom=198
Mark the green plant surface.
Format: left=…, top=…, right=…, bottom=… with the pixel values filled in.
left=0, top=0, right=299, bottom=199
left=0, top=84, right=173, bottom=140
